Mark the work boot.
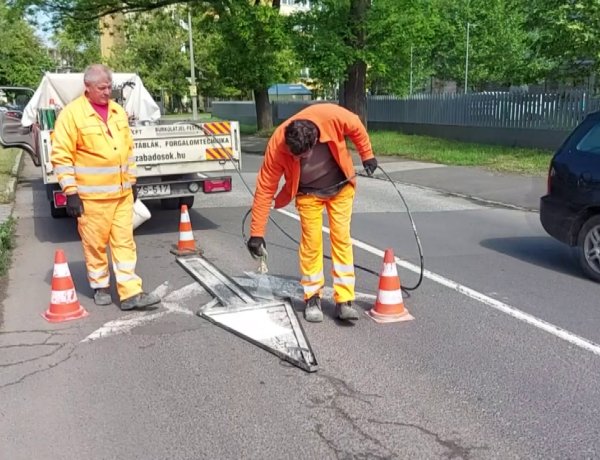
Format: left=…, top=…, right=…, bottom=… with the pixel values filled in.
left=94, top=288, right=112, bottom=306
left=304, top=295, right=323, bottom=323
left=335, top=301, right=359, bottom=320
left=120, top=292, right=161, bottom=311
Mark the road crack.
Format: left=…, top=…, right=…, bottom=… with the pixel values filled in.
left=308, top=372, right=483, bottom=459
left=0, top=329, right=78, bottom=389
left=366, top=419, right=486, bottom=459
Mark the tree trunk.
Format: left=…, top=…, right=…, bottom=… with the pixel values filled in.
left=342, top=60, right=367, bottom=124
left=340, top=0, right=370, bottom=125
left=254, top=88, right=273, bottom=131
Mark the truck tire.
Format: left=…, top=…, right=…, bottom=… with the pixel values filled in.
left=179, top=196, right=194, bottom=209
left=577, top=215, right=600, bottom=282
left=50, top=201, right=68, bottom=218
left=160, top=198, right=179, bottom=210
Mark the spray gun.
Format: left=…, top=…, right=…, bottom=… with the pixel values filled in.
left=247, top=237, right=268, bottom=274
left=257, top=248, right=268, bottom=274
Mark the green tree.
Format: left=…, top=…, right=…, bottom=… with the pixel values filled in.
left=107, top=9, right=190, bottom=103
left=9, top=0, right=300, bottom=129
left=524, top=0, right=600, bottom=85
left=51, top=21, right=101, bottom=72
left=0, top=3, right=52, bottom=86
left=291, top=0, right=371, bottom=121
left=207, top=1, right=298, bottom=129
left=428, top=0, right=532, bottom=91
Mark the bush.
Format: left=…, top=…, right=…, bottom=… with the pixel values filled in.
left=0, top=217, right=15, bottom=276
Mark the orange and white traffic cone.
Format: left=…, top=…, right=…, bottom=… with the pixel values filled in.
left=42, top=249, right=88, bottom=323
left=366, top=248, right=414, bottom=323
left=170, top=205, right=202, bottom=256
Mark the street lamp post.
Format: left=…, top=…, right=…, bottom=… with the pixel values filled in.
left=410, top=45, right=414, bottom=95
left=464, top=22, right=472, bottom=95
left=187, top=9, right=198, bottom=120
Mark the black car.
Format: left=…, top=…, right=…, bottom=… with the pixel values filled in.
left=540, top=111, right=600, bottom=282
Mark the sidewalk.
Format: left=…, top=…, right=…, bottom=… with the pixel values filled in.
left=241, top=135, right=546, bottom=211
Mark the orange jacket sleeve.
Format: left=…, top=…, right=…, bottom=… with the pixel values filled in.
left=250, top=137, right=286, bottom=237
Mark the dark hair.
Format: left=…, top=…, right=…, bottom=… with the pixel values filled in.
left=284, top=120, right=319, bottom=155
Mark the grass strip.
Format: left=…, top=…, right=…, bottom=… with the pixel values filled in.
left=369, top=131, right=553, bottom=176
left=0, top=148, right=19, bottom=204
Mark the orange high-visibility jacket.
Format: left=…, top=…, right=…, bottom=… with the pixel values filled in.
left=250, top=103, right=374, bottom=237
left=51, top=95, right=136, bottom=200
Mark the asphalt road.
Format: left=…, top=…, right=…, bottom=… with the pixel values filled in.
left=1, top=154, right=599, bottom=459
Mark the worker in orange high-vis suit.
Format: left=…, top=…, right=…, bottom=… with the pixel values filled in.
left=51, top=64, right=161, bottom=311
left=247, top=103, right=377, bottom=322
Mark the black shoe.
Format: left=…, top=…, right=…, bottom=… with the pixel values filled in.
left=94, top=288, right=112, bottom=306
left=335, top=301, right=359, bottom=320
left=304, top=295, right=323, bottom=322
left=120, top=292, right=161, bottom=311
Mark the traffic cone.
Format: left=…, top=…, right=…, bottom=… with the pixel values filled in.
left=366, top=248, right=414, bottom=323
left=170, top=205, right=202, bottom=256
left=42, top=249, right=88, bottom=323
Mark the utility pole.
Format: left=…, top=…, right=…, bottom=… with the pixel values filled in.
left=187, top=9, right=198, bottom=120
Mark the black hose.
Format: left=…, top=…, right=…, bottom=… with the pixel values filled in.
left=179, top=121, right=424, bottom=291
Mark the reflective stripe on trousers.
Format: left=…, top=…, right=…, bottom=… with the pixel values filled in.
left=295, top=184, right=356, bottom=303
left=77, top=193, right=142, bottom=301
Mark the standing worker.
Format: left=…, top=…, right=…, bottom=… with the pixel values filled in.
left=51, top=64, right=161, bottom=311
left=247, top=103, right=377, bottom=322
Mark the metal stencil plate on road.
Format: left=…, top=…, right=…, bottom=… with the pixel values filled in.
left=177, top=256, right=318, bottom=372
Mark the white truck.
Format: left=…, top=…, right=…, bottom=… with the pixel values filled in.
left=0, top=73, right=241, bottom=218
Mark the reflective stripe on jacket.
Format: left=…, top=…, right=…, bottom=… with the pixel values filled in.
left=51, top=95, right=136, bottom=200
left=250, top=103, right=374, bottom=237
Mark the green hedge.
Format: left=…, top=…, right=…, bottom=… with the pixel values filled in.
left=0, top=217, right=15, bottom=276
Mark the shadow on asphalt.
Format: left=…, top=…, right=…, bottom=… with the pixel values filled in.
left=30, top=177, right=221, bottom=242
left=480, top=236, right=583, bottom=279
left=134, top=201, right=219, bottom=235
left=43, top=259, right=90, bottom=296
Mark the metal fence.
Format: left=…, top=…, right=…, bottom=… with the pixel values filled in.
left=368, top=92, right=600, bottom=131
left=212, top=91, right=600, bottom=149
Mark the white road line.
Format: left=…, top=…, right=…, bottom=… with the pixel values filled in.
left=81, top=282, right=197, bottom=342
left=276, top=208, right=600, bottom=357
left=81, top=311, right=168, bottom=342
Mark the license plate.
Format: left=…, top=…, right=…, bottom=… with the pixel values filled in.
left=138, top=184, right=171, bottom=197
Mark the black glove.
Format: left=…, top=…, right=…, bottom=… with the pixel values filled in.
left=363, top=158, right=378, bottom=176
left=247, top=236, right=266, bottom=258
left=66, top=193, right=84, bottom=218
left=132, top=185, right=138, bottom=201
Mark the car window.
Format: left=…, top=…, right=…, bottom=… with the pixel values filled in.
left=0, top=88, right=33, bottom=111
left=576, top=121, right=600, bottom=154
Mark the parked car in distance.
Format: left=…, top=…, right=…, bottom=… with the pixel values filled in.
left=540, top=111, right=600, bottom=282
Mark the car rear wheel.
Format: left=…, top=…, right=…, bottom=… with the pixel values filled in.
left=577, top=215, right=600, bottom=282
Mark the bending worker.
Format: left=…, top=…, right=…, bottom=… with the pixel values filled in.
left=51, top=64, right=161, bottom=311
left=247, top=103, right=377, bottom=322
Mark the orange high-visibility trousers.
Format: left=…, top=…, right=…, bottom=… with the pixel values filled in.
left=77, top=193, right=142, bottom=301
left=295, top=184, right=355, bottom=303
